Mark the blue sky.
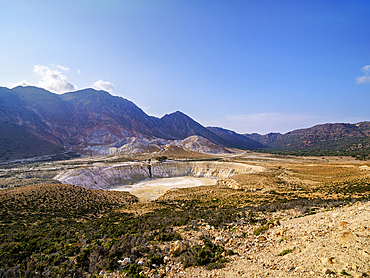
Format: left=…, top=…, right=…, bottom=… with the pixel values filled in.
left=1, top=0, right=370, bottom=134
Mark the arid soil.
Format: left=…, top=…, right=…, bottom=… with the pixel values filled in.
left=166, top=201, right=370, bottom=278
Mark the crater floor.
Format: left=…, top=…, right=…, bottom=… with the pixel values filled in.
left=112, top=176, right=216, bottom=201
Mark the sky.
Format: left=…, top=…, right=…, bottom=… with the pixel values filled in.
left=1, top=0, right=370, bottom=134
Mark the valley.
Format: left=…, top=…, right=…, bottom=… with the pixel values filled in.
left=2, top=1, right=370, bottom=277
left=0, top=151, right=369, bottom=277
left=1, top=86, right=370, bottom=277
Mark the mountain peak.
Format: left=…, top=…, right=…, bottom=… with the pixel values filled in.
left=162, top=110, right=190, bottom=119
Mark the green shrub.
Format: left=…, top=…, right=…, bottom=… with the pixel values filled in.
left=64, top=244, right=81, bottom=256
left=124, top=263, right=147, bottom=278
left=206, top=262, right=224, bottom=270
left=253, top=218, right=279, bottom=236
left=181, top=239, right=226, bottom=268
left=277, top=248, right=294, bottom=256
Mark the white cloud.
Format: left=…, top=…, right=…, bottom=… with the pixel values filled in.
left=9, top=65, right=77, bottom=94
left=56, top=65, right=70, bottom=71
left=355, top=65, right=370, bottom=84
left=32, top=65, right=77, bottom=94
left=92, top=80, right=114, bottom=93
left=8, top=64, right=113, bottom=95
left=203, top=113, right=322, bottom=134
left=8, top=80, right=33, bottom=88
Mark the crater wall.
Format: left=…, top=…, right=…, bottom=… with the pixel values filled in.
left=54, top=161, right=264, bottom=190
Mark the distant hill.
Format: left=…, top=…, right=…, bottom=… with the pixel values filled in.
left=207, top=126, right=265, bottom=150
left=157, top=111, right=227, bottom=144
left=245, top=122, right=370, bottom=158
left=0, top=86, right=262, bottom=161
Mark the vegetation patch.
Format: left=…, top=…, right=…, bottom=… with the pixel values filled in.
left=180, top=239, right=226, bottom=268
left=253, top=218, right=279, bottom=236
left=277, top=248, right=294, bottom=256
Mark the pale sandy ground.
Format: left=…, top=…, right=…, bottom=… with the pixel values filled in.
left=112, top=177, right=216, bottom=201
left=167, top=201, right=370, bottom=278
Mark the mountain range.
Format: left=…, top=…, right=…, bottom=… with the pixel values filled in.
left=1, top=86, right=370, bottom=162
left=0, top=86, right=264, bottom=161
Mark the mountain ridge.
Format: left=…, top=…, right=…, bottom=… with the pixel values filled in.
left=2, top=86, right=370, bottom=162
left=245, top=122, right=370, bottom=158
left=0, top=86, right=262, bottom=161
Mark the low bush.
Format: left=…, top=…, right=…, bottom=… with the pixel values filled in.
left=277, top=248, right=294, bottom=256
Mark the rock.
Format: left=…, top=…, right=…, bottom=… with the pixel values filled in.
left=164, top=256, right=169, bottom=263
left=295, top=266, right=304, bottom=272
left=269, top=224, right=274, bottom=229
left=360, top=250, right=370, bottom=258
left=118, top=257, right=131, bottom=264
left=215, top=237, right=223, bottom=243
left=138, top=260, right=144, bottom=265
left=280, top=228, right=287, bottom=236
left=257, top=235, right=267, bottom=241
left=354, top=273, right=366, bottom=278
left=339, top=230, right=358, bottom=244
left=274, top=219, right=280, bottom=226
left=216, top=178, right=241, bottom=189
left=321, top=257, right=335, bottom=265
left=322, top=268, right=334, bottom=275
left=170, top=240, right=189, bottom=254
left=340, top=221, right=349, bottom=227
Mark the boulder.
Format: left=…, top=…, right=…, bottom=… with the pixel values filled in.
left=170, top=240, right=189, bottom=254
left=339, top=230, right=358, bottom=244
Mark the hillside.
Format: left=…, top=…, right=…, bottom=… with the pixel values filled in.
left=245, top=122, right=370, bottom=158
left=157, top=111, right=227, bottom=144
left=207, top=126, right=265, bottom=150
left=0, top=122, right=63, bottom=161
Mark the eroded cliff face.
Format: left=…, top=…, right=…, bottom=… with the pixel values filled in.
left=54, top=161, right=264, bottom=190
